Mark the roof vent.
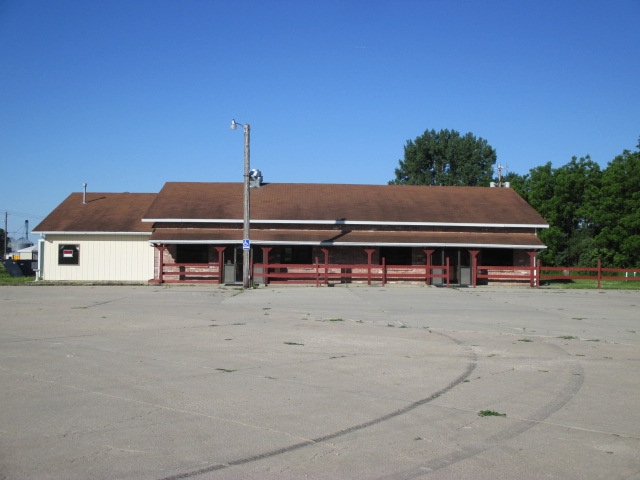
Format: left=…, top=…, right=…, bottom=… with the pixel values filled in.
left=82, top=183, right=87, bottom=204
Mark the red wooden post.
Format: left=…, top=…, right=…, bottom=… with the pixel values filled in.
left=157, top=245, right=166, bottom=284
left=526, top=251, right=538, bottom=288
left=364, top=248, right=375, bottom=285
left=468, top=250, right=480, bottom=288
left=260, top=247, right=272, bottom=285
left=597, top=258, right=602, bottom=289
left=423, top=249, right=435, bottom=285
left=536, top=259, right=541, bottom=289
left=445, top=257, right=450, bottom=288
left=321, top=248, right=329, bottom=285
left=382, top=257, right=387, bottom=286
left=215, top=246, right=226, bottom=284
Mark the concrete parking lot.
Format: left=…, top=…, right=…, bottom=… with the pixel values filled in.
left=0, top=284, right=638, bottom=479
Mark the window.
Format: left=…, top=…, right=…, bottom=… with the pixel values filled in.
left=58, top=244, right=80, bottom=265
left=281, top=246, right=312, bottom=264
left=481, top=249, right=513, bottom=266
left=176, top=244, right=209, bottom=263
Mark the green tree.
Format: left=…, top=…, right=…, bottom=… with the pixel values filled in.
left=589, top=142, right=640, bottom=267
left=517, top=157, right=601, bottom=267
left=390, top=129, right=496, bottom=186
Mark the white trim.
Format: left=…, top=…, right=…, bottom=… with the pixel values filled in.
left=143, top=218, right=549, bottom=229
left=34, top=231, right=151, bottom=236
left=149, top=240, right=546, bottom=249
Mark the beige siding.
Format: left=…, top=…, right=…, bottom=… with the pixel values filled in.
left=40, top=235, right=153, bottom=282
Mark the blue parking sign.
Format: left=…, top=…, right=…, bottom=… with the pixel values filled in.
left=242, top=239, right=250, bottom=250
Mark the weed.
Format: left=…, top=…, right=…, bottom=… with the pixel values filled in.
left=558, top=335, right=577, bottom=340
left=586, top=339, right=600, bottom=342
left=328, top=318, right=344, bottom=322
left=478, top=410, right=506, bottom=417
left=518, top=338, right=533, bottom=342
left=284, top=341, right=304, bottom=346
left=387, top=323, right=395, bottom=327
left=216, top=368, right=236, bottom=373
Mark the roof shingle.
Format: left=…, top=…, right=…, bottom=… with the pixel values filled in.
left=143, top=183, right=548, bottom=226
left=34, top=193, right=156, bottom=233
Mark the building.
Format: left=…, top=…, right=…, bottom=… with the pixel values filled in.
left=34, top=192, right=156, bottom=282
left=34, top=181, right=548, bottom=285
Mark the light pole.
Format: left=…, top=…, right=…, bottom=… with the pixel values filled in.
left=230, top=119, right=251, bottom=289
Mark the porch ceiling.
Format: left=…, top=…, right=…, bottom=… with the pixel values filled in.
left=150, top=228, right=546, bottom=248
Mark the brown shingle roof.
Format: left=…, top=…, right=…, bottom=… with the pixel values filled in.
left=34, top=193, right=156, bottom=233
left=143, top=183, right=548, bottom=226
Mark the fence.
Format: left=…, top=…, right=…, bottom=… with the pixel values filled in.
left=153, top=258, right=639, bottom=289
left=253, top=257, right=451, bottom=287
left=156, top=262, right=222, bottom=284
left=477, top=259, right=640, bottom=289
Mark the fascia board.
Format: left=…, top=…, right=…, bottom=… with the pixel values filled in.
left=143, top=218, right=549, bottom=229
left=149, top=239, right=546, bottom=249
left=34, top=231, right=151, bottom=236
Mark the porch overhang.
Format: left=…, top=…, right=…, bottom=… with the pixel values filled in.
left=149, top=228, right=546, bottom=249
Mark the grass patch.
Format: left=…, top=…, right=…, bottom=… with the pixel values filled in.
left=284, top=341, right=304, bottom=346
left=478, top=410, right=506, bottom=417
left=518, top=338, right=533, bottom=342
left=558, top=335, right=577, bottom=340
left=546, top=279, right=640, bottom=290
left=328, top=318, right=344, bottom=322
left=0, top=264, right=35, bottom=285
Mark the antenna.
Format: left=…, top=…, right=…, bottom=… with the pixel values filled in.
left=496, top=163, right=509, bottom=187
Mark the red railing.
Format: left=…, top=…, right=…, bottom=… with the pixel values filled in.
left=158, top=262, right=222, bottom=284
left=537, top=259, right=640, bottom=289
left=476, top=266, right=536, bottom=286
left=475, top=259, right=640, bottom=289
left=253, top=258, right=450, bottom=287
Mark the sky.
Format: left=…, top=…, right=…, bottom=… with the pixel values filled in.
left=1, top=0, right=639, bottom=240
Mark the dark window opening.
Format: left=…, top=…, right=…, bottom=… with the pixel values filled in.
left=58, top=244, right=80, bottom=265
left=176, top=244, right=209, bottom=263
left=481, top=249, right=513, bottom=266
left=380, top=247, right=412, bottom=265
left=281, top=246, right=312, bottom=264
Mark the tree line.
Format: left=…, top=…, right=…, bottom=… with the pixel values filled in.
left=391, top=129, right=640, bottom=268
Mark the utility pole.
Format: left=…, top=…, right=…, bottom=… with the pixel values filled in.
left=3, top=212, right=7, bottom=259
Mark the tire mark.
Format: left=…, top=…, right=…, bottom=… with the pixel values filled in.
left=159, top=335, right=478, bottom=480
left=378, top=342, right=585, bottom=480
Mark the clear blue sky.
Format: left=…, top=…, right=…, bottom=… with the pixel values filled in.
left=1, top=0, right=638, bottom=239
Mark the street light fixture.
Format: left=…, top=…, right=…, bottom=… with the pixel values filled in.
left=230, top=119, right=251, bottom=289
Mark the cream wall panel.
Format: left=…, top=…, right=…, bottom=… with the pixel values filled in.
left=41, top=235, right=153, bottom=282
